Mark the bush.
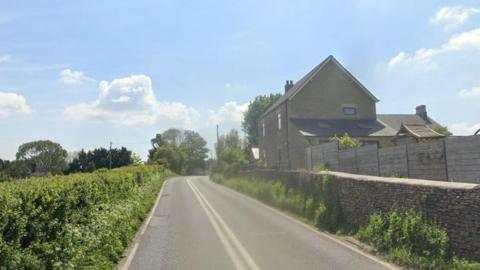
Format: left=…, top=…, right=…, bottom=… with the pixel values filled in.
left=356, top=210, right=477, bottom=269
left=330, top=133, right=362, bottom=150
left=0, top=165, right=172, bottom=269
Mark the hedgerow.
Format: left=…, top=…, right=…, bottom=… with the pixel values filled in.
left=212, top=173, right=480, bottom=270
left=0, top=165, right=172, bottom=269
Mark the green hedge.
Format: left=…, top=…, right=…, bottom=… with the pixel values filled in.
left=0, top=165, right=172, bottom=269
left=212, top=173, right=480, bottom=270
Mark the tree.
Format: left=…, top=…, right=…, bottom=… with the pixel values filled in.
left=149, top=129, right=209, bottom=174
left=330, top=133, right=362, bottom=150
left=162, top=128, right=184, bottom=146
left=215, top=129, right=248, bottom=176
left=67, top=147, right=133, bottom=173
left=216, top=129, right=244, bottom=158
left=5, top=160, right=32, bottom=179
left=0, top=158, right=9, bottom=172
left=153, top=144, right=185, bottom=174
left=16, top=140, right=68, bottom=176
left=242, top=93, right=282, bottom=148
left=148, top=133, right=167, bottom=160
left=433, top=126, right=452, bottom=136
left=180, top=130, right=209, bottom=173
left=110, top=147, right=132, bottom=168
left=131, top=153, right=144, bottom=165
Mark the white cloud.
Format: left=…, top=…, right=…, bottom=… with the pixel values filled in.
left=388, top=27, right=480, bottom=71
left=59, top=69, right=94, bottom=84
left=430, top=6, right=480, bottom=30
left=450, top=122, right=480, bottom=135
left=459, top=86, right=480, bottom=98
left=64, top=74, right=199, bottom=127
left=0, top=92, right=31, bottom=118
left=208, top=101, right=249, bottom=125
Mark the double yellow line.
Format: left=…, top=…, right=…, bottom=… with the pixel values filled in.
left=187, top=178, right=261, bottom=270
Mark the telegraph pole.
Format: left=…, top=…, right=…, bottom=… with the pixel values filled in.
left=109, top=141, right=112, bottom=169
left=216, top=125, right=219, bottom=160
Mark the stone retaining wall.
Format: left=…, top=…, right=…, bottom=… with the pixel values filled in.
left=242, top=169, right=480, bottom=260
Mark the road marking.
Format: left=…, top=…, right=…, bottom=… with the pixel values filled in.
left=188, top=179, right=261, bottom=270
left=209, top=178, right=399, bottom=270
left=187, top=178, right=247, bottom=270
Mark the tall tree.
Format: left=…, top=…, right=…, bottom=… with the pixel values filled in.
left=153, top=144, right=185, bottom=174
left=180, top=130, right=209, bottom=172
left=242, top=93, right=282, bottom=148
left=162, top=128, right=184, bottom=146
left=67, top=147, right=133, bottom=173
left=214, top=129, right=248, bottom=176
left=16, top=140, right=68, bottom=176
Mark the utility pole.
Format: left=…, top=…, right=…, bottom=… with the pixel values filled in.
left=109, top=141, right=112, bottom=170
left=216, top=125, right=220, bottom=160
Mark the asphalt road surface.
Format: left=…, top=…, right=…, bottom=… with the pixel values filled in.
left=128, top=176, right=394, bottom=270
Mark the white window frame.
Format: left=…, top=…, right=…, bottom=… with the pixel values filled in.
left=262, top=122, right=265, bottom=137
left=342, top=104, right=358, bottom=116
left=277, top=112, right=282, bottom=130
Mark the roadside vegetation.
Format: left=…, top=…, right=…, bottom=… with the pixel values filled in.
left=0, top=165, right=173, bottom=269
left=211, top=173, right=480, bottom=270
left=330, top=133, right=362, bottom=150
left=148, top=128, right=209, bottom=175
left=0, top=140, right=141, bottom=181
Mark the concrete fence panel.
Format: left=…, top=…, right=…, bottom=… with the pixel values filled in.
left=407, top=140, right=447, bottom=180
left=446, top=136, right=480, bottom=183
left=338, top=149, right=357, bottom=173
left=378, top=145, right=408, bottom=177
left=356, top=144, right=379, bottom=176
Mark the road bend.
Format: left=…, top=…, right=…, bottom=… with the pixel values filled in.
left=128, top=176, right=394, bottom=270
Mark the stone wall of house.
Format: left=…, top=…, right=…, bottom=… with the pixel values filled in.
left=242, top=169, right=480, bottom=260
left=258, top=103, right=289, bottom=169
left=307, top=136, right=480, bottom=183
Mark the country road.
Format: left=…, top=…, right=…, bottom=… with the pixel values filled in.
left=127, top=176, right=394, bottom=270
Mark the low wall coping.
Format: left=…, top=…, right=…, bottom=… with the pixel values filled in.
left=319, top=171, right=479, bottom=190
left=251, top=169, right=479, bottom=190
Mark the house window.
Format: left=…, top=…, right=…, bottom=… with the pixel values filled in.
left=277, top=112, right=282, bottom=130
left=262, top=122, right=265, bottom=136
left=343, top=107, right=357, bottom=116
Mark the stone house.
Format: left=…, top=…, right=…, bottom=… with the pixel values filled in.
left=258, top=55, right=443, bottom=169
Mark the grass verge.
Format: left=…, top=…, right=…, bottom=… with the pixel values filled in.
left=211, top=173, right=480, bottom=270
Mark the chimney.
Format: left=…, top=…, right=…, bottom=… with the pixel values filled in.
left=416, top=105, right=429, bottom=122
left=284, top=80, right=293, bottom=93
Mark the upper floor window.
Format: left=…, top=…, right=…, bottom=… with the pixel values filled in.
left=277, top=112, right=282, bottom=130
left=262, top=122, right=265, bottom=136
left=343, top=107, right=357, bottom=116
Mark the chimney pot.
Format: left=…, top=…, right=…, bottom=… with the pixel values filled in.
left=284, top=80, right=293, bottom=93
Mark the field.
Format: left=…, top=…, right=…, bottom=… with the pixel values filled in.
left=0, top=165, right=172, bottom=269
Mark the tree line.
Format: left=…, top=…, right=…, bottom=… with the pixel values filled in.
left=0, top=140, right=139, bottom=181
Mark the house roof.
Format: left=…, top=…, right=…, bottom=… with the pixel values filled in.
left=289, top=113, right=443, bottom=139
left=377, top=114, right=441, bottom=131
left=261, top=55, right=379, bottom=118
left=397, top=123, right=445, bottom=138
left=289, top=118, right=397, bottom=138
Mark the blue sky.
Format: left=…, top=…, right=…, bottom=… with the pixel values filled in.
left=1, top=0, right=480, bottom=160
